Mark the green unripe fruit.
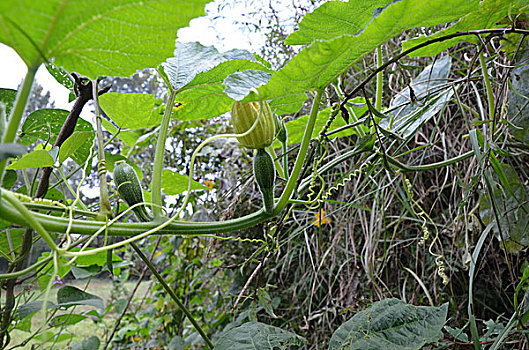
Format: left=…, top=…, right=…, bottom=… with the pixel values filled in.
left=231, top=101, right=275, bottom=149
left=113, top=161, right=152, bottom=222
left=253, top=148, right=276, bottom=214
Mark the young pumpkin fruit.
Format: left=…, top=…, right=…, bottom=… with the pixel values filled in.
left=113, top=161, right=152, bottom=222
left=231, top=101, right=275, bottom=149
left=253, top=148, right=276, bottom=214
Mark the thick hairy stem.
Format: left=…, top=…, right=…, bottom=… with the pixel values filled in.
left=273, top=90, right=324, bottom=214
left=151, top=89, right=177, bottom=218
left=375, top=46, right=383, bottom=111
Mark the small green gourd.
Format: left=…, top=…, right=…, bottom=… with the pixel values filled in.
left=113, top=161, right=152, bottom=222
left=253, top=148, right=275, bottom=214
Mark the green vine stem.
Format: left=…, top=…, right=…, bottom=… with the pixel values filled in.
left=273, top=89, right=324, bottom=215
left=340, top=28, right=529, bottom=110
left=92, top=80, right=113, bottom=218
left=478, top=45, right=496, bottom=134
left=0, top=190, right=268, bottom=236
left=151, top=88, right=177, bottom=219
left=385, top=150, right=474, bottom=172
left=2, top=30, right=512, bottom=246
left=0, top=61, right=38, bottom=179
left=3, top=191, right=56, bottom=250
left=0, top=89, right=324, bottom=239
left=375, top=45, right=383, bottom=111
left=0, top=255, right=52, bottom=280
left=282, top=142, right=289, bottom=179
left=130, top=243, right=214, bottom=349
left=174, top=89, right=273, bottom=219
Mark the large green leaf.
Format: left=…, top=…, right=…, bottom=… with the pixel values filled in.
left=57, top=286, right=104, bottom=309
left=214, top=322, right=306, bottom=350
left=164, top=42, right=255, bottom=91
left=402, top=0, right=528, bottom=57
left=50, top=314, right=87, bottom=327
left=71, top=336, right=100, bottom=350
left=161, top=169, right=207, bottom=195
left=224, top=70, right=272, bottom=101
left=286, top=0, right=390, bottom=45
left=7, top=149, right=54, bottom=169
left=100, top=118, right=142, bottom=146
left=18, top=301, right=57, bottom=320
left=379, top=56, right=453, bottom=136
left=0, top=0, right=209, bottom=78
left=99, top=92, right=159, bottom=129
left=58, top=131, right=91, bottom=163
left=173, top=59, right=271, bottom=121
left=19, top=109, right=94, bottom=167
left=479, top=164, right=529, bottom=252
left=258, top=0, right=478, bottom=114
left=329, top=299, right=448, bottom=349
left=0, top=228, right=24, bottom=261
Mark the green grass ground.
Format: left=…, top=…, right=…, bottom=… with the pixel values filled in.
left=4, top=278, right=151, bottom=349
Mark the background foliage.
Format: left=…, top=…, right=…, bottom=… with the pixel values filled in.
left=0, top=0, right=528, bottom=349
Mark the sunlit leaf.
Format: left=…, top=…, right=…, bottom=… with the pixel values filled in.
left=19, top=109, right=94, bottom=167
left=173, top=59, right=271, bottom=121
left=7, top=149, right=54, bottom=169
left=59, top=131, right=91, bottom=163
left=164, top=42, right=255, bottom=91
left=161, top=169, right=207, bottom=195
left=224, top=70, right=272, bottom=101
left=402, top=0, right=528, bottom=57
left=99, top=93, right=158, bottom=129
left=258, top=0, right=478, bottom=114
left=286, top=0, right=391, bottom=44
left=0, top=0, right=210, bottom=78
